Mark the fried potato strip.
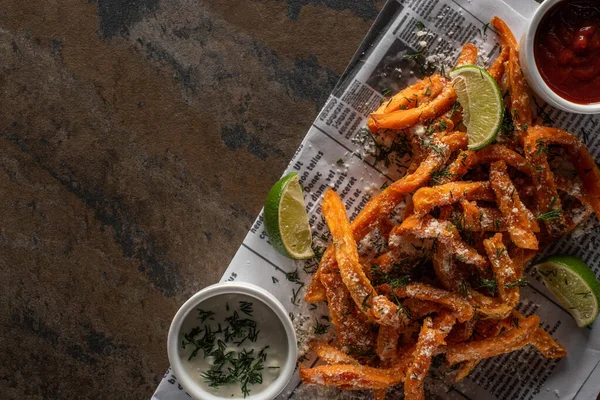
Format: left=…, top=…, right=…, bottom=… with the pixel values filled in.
left=483, top=233, right=519, bottom=308
left=489, top=160, right=539, bottom=249
left=370, top=84, right=458, bottom=130
left=310, top=342, right=359, bottom=365
left=405, top=312, right=456, bottom=400
left=322, top=189, right=404, bottom=327
left=412, top=181, right=495, bottom=216
left=380, top=283, right=474, bottom=323
left=446, top=314, right=539, bottom=364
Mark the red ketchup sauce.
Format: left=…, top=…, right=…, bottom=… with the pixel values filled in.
left=534, top=0, right=600, bottom=104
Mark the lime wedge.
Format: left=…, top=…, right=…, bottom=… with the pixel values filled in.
left=449, top=65, right=504, bottom=150
left=535, top=255, right=600, bottom=327
left=264, top=172, right=314, bottom=259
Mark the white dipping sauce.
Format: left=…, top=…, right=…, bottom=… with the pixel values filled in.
left=179, top=293, right=288, bottom=398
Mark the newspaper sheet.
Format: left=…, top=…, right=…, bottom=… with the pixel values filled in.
left=153, top=0, right=600, bottom=399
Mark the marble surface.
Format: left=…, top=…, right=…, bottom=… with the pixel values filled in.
left=0, top=0, right=382, bottom=398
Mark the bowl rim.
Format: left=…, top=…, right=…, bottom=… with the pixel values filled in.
left=167, top=282, right=298, bottom=400
left=522, top=0, right=600, bottom=114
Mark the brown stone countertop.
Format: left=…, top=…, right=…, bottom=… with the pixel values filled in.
left=0, top=0, right=382, bottom=398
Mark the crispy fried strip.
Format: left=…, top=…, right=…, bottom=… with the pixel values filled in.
left=511, top=311, right=567, bottom=358
left=447, top=320, right=476, bottom=345
left=468, top=288, right=514, bottom=320
left=446, top=145, right=535, bottom=183
left=380, top=283, right=474, bottom=323
left=306, top=132, right=467, bottom=303
left=376, top=325, right=400, bottom=362
left=391, top=215, right=489, bottom=269
left=524, top=128, right=568, bottom=235
left=320, top=273, right=374, bottom=350
left=322, top=190, right=404, bottom=327
left=446, top=314, right=540, bottom=364
left=370, top=42, right=474, bottom=131
left=490, top=160, right=539, bottom=249
left=412, top=181, right=495, bottom=216
left=404, top=298, right=440, bottom=319
left=507, top=46, right=533, bottom=134
left=488, top=45, right=509, bottom=83
left=492, top=16, right=532, bottom=137
left=305, top=247, right=335, bottom=302
left=367, top=101, right=389, bottom=133
left=456, top=43, right=478, bottom=66
left=492, top=16, right=518, bottom=50
left=528, top=126, right=600, bottom=219
left=310, top=342, right=360, bottom=365
left=432, top=242, right=463, bottom=291
left=385, top=75, right=447, bottom=114
left=405, top=312, right=456, bottom=400
left=367, top=76, right=448, bottom=133
left=370, top=84, right=458, bottom=130
left=299, top=364, right=402, bottom=390
left=483, top=233, right=519, bottom=308
left=460, top=200, right=506, bottom=232
left=530, top=328, right=567, bottom=358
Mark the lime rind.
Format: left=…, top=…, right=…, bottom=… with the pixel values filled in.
left=264, top=172, right=314, bottom=260
left=449, top=65, right=504, bottom=151
left=535, top=255, right=600, bottom=327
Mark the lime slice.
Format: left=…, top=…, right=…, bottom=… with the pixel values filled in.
left=449, top=65, right=504, bottom=150
left=264, top=172, right=314, bottom=259
left=535, top=255, right=600, bottom=327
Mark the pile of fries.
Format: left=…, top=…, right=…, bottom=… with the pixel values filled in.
left=299, top=17, right=600, bottom=400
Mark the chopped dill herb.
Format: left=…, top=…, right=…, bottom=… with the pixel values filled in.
left=501, top=107, right=514, bottom=133
left=404, top=52, right=422, bottom=61
left=336, top=158, right=344, bottom=165
left=362, top=291, right=373, bottom=310
left=239, top=301, right=254, bottom=316
left=272, top=276, right=279, bottom=284
left=537, top=197, right=562, bottom=222
left=346, top=345, right=375, bottom=358
left=482, top=22, right=490, bottom=35
left=314, top=319, right=329, bottom=335
left=197, top=309, right=216, bottom=324
left=291, top=283, right=304, bottom=306
left=478, top=277, right=498, bottom=296
left=285, top=269, right=301, bottom=283
left=449, top=101, right=461, bottom=118
left=390, top=275, right=410, bottom=288
left=430, top=166, right=453, bottom=185
left=505, top=277, right=528, bottom=288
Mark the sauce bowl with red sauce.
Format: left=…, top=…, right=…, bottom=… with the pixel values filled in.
left=521, top=0, right=600, bottom=113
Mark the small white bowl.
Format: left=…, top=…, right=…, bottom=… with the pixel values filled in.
left=520, top=0, right=600, bottom=114
left=167, top=282, right=297, bottom=400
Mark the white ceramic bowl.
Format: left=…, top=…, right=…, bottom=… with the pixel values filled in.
left=167, top=282, right=297, bottom=400
left=520, top=0, right=600, bottom=114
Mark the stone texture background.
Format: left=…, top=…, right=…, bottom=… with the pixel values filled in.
left=0, top=0, right=381, bottom=398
